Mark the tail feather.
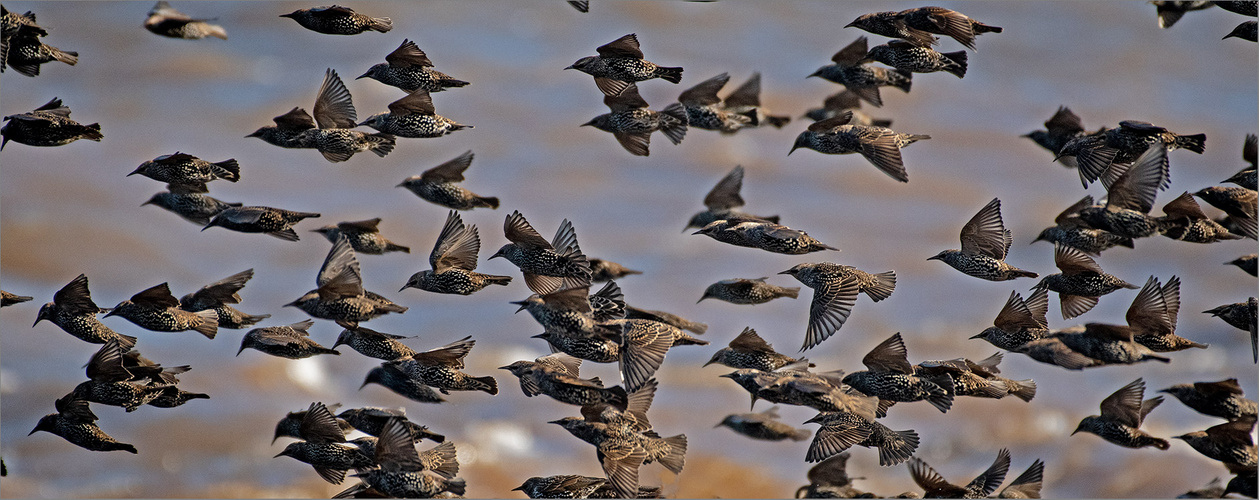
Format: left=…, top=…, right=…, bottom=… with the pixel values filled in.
left=483, top=274, right=513, bottom=287
left=192, top=310, right=218, bottom=339
left=83, top=123, right=104, bottom=141
left=477, top=196, right=500, bottom=209
left=974, top=22, right=1003, bottom=34
left=893, top=69, right=912, bottom=92
left=765, top=115, right=792, bottom=129
left=370, top=133, right=396, bottom=158
left=207, top=25, right=228, bottom=40
left=877, top=428, right=920, bottom=467
left=672, top=333, right=709, bottom=346
left=115, top=333, right=139, bottom=351
left=54, top=49, right=78, bottom=66
left=659, top=103, right=688, bottom=145
left=1012, top=267, right=1039, bottom=279
left=213, top=159, right=241, bottom=182
left=444, top=478, right=467, bottom=497
left=659, top=434, right=687, bottom=474
left=474, top=375, right=499, bottom=395
left=441, top=79, right=471, bottom=89
left=781, top=287, right=801, bottom=299
left=1176, top=133, right=1207, bottom=154
left=385, top=243, right=411, bottom=253
left=1142, top=353, right=1172, bottom=364
left=369, top=17, right=393, bottom=33
left=655, top=66, right=684, bottom=84
left=738, top=109, right=760, bottom=127
left=1009, top=378, right=1037, bottom=402
left=864, top=271, right=897, bottom=302
left=942, top=50, right=968, bottom=78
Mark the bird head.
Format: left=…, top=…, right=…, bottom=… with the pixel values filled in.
left=789, top=132, right=813, bottom=155
left=356, top=64, right=387, bottom=81
left=273, top=442, right=300, bottom=458
left=400, top=271, right=430, bottom=292
left=356, top=114, right=387, bottom=129
left=487, top=244, right=514, bottom=261
left=702, top=348, right=728, bottom=367
left=565, top=56, right=597, bottom=72
left=33, top=303, right=56, bottom=327
left=926, top=250, right=952, bottom=261
left=498, top=361, right=533, bottom=375
left=360, top=367, right=385, bottom=390
left=126, top=162, right=150, bottom=177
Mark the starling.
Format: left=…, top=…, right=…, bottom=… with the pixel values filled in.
left=704, top=327, right=808, bottom=371
left=790, top=111, right=928, bottom=183
left=397, top=151, right=499, bottom=211
left=336, top=407, right=445, bottom=443
left=972, top=289, right=1049, bottom=351
left=897, top=6, right=1003, bottom=51
left=1228, top=19, right=1259, bottom=40
left=103, top=282, right=218, bottom=339
left=1174, top=418, right=1258, bottom=467
left=1194, top=186, right=1258, bottom=239
left=1075, top=145, right=1169, bottom=239
left=696, top=218, right=840, bottom=254
left=246, top=106, right=319, bottom=149
left=314, top=218, right=410, bottom=255
left=357, top=88, right=472, bottom=139
left=1024, top=106, right=1089, bottom=166
left=513, top=475, right=607, bottom=498
left=796, top=452, right=870, bottom=499
left=357, top=39, right=469, bottom=93
left=1032, top=244, right=1138, bottom=320
left=697, top=277, right=799, bottom=305
left=588, top=258, right=642, bottom=283
left=34, top=274, right=138, bottom=349
left=781, top=262, right=896, bottom=303
left=2, top=6, right=44, bottom=69
left=273, top=403, right=353, bottom=444
left=803, top=89, right=893, bottom=127
left=582, top=82, right=687, bottom=157
left=72, top=340, right=172, bottom=411
left=287, top=235, right=408, bottom=324
left=547, top=415, right=647, bottom=499
left=1064, top=120, right=1204, bottom=188
left=203, top=205, right=321, bottom=241
left=1228, top=254, right=1258, bottom=276
left=914, top=355, right=1012, bottom=400
left=178, top=268, right=270, bottom=329
left=489, top=210, right=591, bottom=295
left=1073, top=378, right=1170, bottom=450
left=1032, top=196, right=1135, bottom=255
left=624, top=304, right=707, bottom=334
left=1, top=97, right=101, bottom=149
left=334, top=325, right=416, bottom=361
left=1217, top=1, right=1259, bottom=16
left=1226, top=468, right=1258, bottom=498
left=565, top=33, right=684, bottom=97
left=275, top=402, right=376, bottom=484
left=809, top=37, right=912, bottom=108
left=401, top=211, right=511, bottom=296
left=676, top=72, right=757, bottom=134
left=120, top=348, right=190, bottom=385
left=1051, top=323, right=1172, bottom=365
left=907, top=448, right=1011, bottom=499
left=360, top=363, right=447, bottom=404
left=1012, top=337, right=1104, bottom=371
left=717, top=406, right=812, bottom=442
left=274, top=69, right=396, bottom=162
left=804, top=410, right=920, bottom=466
left=1205, top=297, right=1258, bottom=362
left=238, top=320, right=340, bottom=359
left=145, top=385, right=209, bottom=409
left=777, top=265, right=863, bottom=351
left=684, top=164, right=781, bottom=231
left=30, top=393, right=137, bottom=454
left=1126, top=275, right=1207, bottom=352
left=862, top=41, right=967, bottom=78
left=386, top=336, right=498, bottom=395
left=2, top=290, right=31, bottom=307
left=143, top=186, right=242, bottom=226
left=1153, top=1, right=1217, bottom=27
left=843, top=333, right=954, bottom=413
left=719, top=72, right=792, bottom=129
left=144, top=1, right=227, bottom=39
left=129, top=152, right=240, bottom=188
left=280, top=5, right=391, bottom=35
left=349, top=418, right=466, bottom=498
left=500, top=353, right=629, bottom=408
left=929, top=198, right=1038, bottom=281
left=845, top=10, right=940, bottom=47
left=741, top=367, right=878, bottom=415
left=997, top=459, right=1044, bottom=499
left=4, top=28, right=76, bottom=76
left=534, top=318, right=680, bottom=394
left=1225, top=134, right=1258, bottom=190
left=953, top=353, right=1037, bottom=402
left=1161, top=379, right=1258, bottom=421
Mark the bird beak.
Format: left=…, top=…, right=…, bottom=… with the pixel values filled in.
left=283, top=300, right=300, bottom=308
left=926, top=255, right=940, bottom=261
left=696, top=295, right=708, bottom=304
left=497, top=365, right=513, bottom=370
left=777, top=269, right=793, bottom=275
left=563, top=64, right=575, bottom=70
left=355, top=71, right=371, bottom=80
left=969, top=333, right=984, bottom=339
left=510, top=300, right=529, bottom=313
left=101, top=309, right=117, bottom=318
left=843, top=20, right=857, bottom=28
left=511, top=486, right=524, bottom=492
left=580, top=120, right=595, bottom=127
left=126, top=167, right=142, bottom=176
left=273, top=451, right=287, bottom=458
left=788, top=145, right=798, bottom=155
left=530, top=333, right=548, bottom=339
left=236, top=345, right=247, bottom=356
left=546, top=419, right=564, bottom=425
left=399, top=284, right=410, bottom=293
left=713, top=422, right=724, bottom=428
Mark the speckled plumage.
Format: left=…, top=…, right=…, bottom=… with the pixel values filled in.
left=1050, top=323, right=1171, bottom=365
left=704, top=327, right=806, bottom=371
left=73, top=341, right=172, bottom=411
left=810, top=37, right=912, bottom=108
left=1126, top=275, right=1208, bottom=352
left=907, top=449, right=1011, bottom=499
left=1, top=98, right=100, bottom=149
left=30, top=393, right=137, bottom=454
left=698, top=277, right=799, bottom=305
left=841, top=333, right=954, bottom=413
left=1160, top=379, right=1258, bottom=421
left=357, top=39, right=469, bottom=93
left=280, top=5, right=391, bottom=35
left=782, top=262, right=893, bottom=351
left=489, top=211, right=591, bottom=295
left=178, top=268, right=269, bottom=329
left=1033, top=244, right=1138, bottom=320
left=1073, top=378, right=1170, bottom=450
left=104, top=282, right=218, bottom=339
left=288, top=236, right=408, bottom=324
left=1175, top=419, right=1258, bottom=467
left=403, top=211, right=511, bottom=296
left=930, top=198, right=1037, bottom=281
left=358, top=88, right=471, bottom=139
left=1205, top=297, right=1258, bottom=362
left=582, top=82, right=687, bottom=157
left=398, top=151, right=499, bottom=211
left=804, top=411, right=920, bottom=466
left=336, top=407, right=445, bottom=443
left=717, top=406, right=812, bottom=442
left=566, top=33, right=683, bottom=96
left=386, top=336, right=498, bottom=395
left=143, top=188, right=242, bottom=226
left=5, top=29, right=76, bottom=76
left=791, top=111, right=928, bottom=182
left=314, top=218, right=410, bottom=255
left=34, top=274, right=137, bottom=349
left=203, top=205, right=321, bottom=241
left=863, top=41, right=967, bottom=77
left=360, top=363, right=447, bottom=404
left=500, top=353, right=629, bottom=408
left=238, top=320, right=340, bottom=359
left=972, top=289, right=1050, bottom=351
left=696, top=218, right=839, bottom=255
left=333, top=325, right=416, bottom=361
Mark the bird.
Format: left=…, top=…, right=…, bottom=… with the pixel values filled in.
left=34, top=274, right=137, bottom=349
left=402, top=211, right=513, bottom=296
left=716, top=406, right=812, bottom=442
left=1178, top=477, right=1228, bottom=499
left=2, top=290, right=31, bottom=307
left=1125, top=276, right=1207, bottom=352
left=913, top=355, right=1018, bottom=401
left=146, top=386, right=209, bottom=409
left=809, top=37, right=912, bottom=108
left=1204, top=297, right=1257, bottom=362
left=1151, top=1, right=1216, bottom=28
left=103, top=282, right=218, bottom=339
left=357, top=88, right=472, bottom=139
left=777, top=265, right=863, bottom=351
left=1074, top=145, right=1169, bottom=239
left=238, top=320, right=341, bottom=359
left=333, top=324, right=416, bottom=361
left=684, top=164, right=780, bottom=231
left=565, top=33, right=683, bottom=97
left=360, top=362, right=447, bottom=404
left=1160, top=190, right=1245, bottom=243
left=581, top=82, right=688, bottom=157
left=357, top=38, right=469, bottom=93
left=703, top=327, right=810, bottom=371
left=790, top=111, right=929, bottom=183
left=971, top=289, right=1049, bottom=351
left=1226, top=468, right=1258, bottom=498
left=1073, top=378, right=1170, bottom=450
left=286, top=235, right=407, bottom=325
left=1012, top=337, right=1105, bottom=371
left=29, top=393, right=137, bottom=454
left=385, top=336, right=499, bottom=395
left=997, top=459, right=1044, bottom=499
left=718, top=72, right=792, bottom=129
left=279, top=5, right=391, bottom=35
left=675, top=72, right=758, bottom=134
left=803, top=410, right=920, bottom=466
left=1031, top=195, right=1135, bottom=255
left=1032, top=244, right=1138, bottom=320
left=1062, top=120, right=1203, bottom=188
left=907, top=448, right=1011, bottom=499
left=142, top=186, right=242, bottom=226
left=803, top=88, right=893, bottom=126
left=1225, top=134, right=1258, bottom=190
left=1024, top=106, right=1090, bottom=167
left=2, top=6, right=45, bottom=70
left=1, top=97, right=101, bottom=149
left=624, top=304, right=707, bottom=334
left=1051, top=323, right=1172, bottom=365
left=203, top=205, right=321, bottom=241
left=588, top=258, right=642, bottom=283
left=397, top=151, right=499, bottom=211
left=273, top=403, right=354, bottom=443
left=694, top=217, right=840, bottom=254
left=335, top=407, right=445, bottom=443
left=143, top=1, right=227, bottom=39
left=1174, top=418, right=1258, bottom=468
left=1194, top=186, right=1257, bottom=239
left=1227, top=254, right=1257, bottom=276
left=252, top=69, right=395, bottom=162
left=862, top=40, right=967, bottom=78
left=4, top=27, right=76, bottom=76
left=697, top=277, right=799, bottom=305
left=1160, top=378, right=1258, bottom=421
left=533, top=319, right=674, bottom=394
left=499, top=353, right=630, bottom=408
left=896, top=6, right=1003, bottom=50
left=342, top=417, right=465, bottom=498
left=274, top=402, right=376, bottom=484
left=929, top=198, right=1038, bottom=281
left=512, top=475, right=608, bottom=498
left=178, top=268, right=270, bottom=329
left=489, top=210, right=591, bottom=295
left=944, top=353, right=1037, bottom=402
left=128, top=152, right=240, bottom=188
left=795, top=452, right=871, bottom=498
left=1225, top=20, right=1259, bottom=41
left=71, top=340, right=172, bottom=411
left=246, top=106, right=320, bottom=149
left=843, top=333, right=955, bottom=413
left=313, top=218, right=410, bottom=255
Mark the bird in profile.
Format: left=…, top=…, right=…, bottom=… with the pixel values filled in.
left=847, top=7, right=1002, bottom=51
left=790, top=111, right=929, bottom=183
left=907, top=448, right=1011, bottom=499
left=972, top=289, right=1049, bottom=351
left=142, top=186, right=242, bottom=226
left=246, top=107, right=319, bottom=149
left=5, top=25, right=76, bottom=76
left=716, top=406, right=811, bottom=442
left=803, top=408, right=920, bottom=466
left=357, top=88, right=472, bottom=139
left=499, top=353, right=629, bottom=409
left=335, top=407, right=445, bottom=443
left=1024, top=106, right=1090, bottom=167
left=1227, top=254, right=1257, bottom=276
left=286, top=235, right=407, bottom=325
left=72, top=340, right=172, bottom=411
left=333, top=324, right=416, bottom=361
left=929, top=198, right=1038, bottom=281
left=1031, top=195, right=1135, bottom=255
left=385, top=336, right=498, bottom=395
left=1, top=98, right=101, bottom=149
left=809, top=37, right=912, bottom=108
left=1125, top=275, right=1207, bottom=352
left=103, top=282, right=218, bottom=339
left=397, top=151, right=499, bottom=211
left=144, top=1, right=226, bottom=39
left=1061, top=120, right=1203, bottom=189
left=1160, top=378, right=1258, bottom=422
left=842, top=333, right=955, bottom=414
left=178, top=268, right=270, bottom=329
left=781, top=262, right=894, bottom=350
left=250, top=69, right=395, bottom=162
left=861, top=41, right=967, bottom=78
left=360, top=363, right=447, bottom=404
left=1173, top=418, right=1258, bottom=468
left=402, top=211, right=512, bottom=296
left=582, top=82, right=687, bottom=157
left=588, top=258, right=642, bottom=283
left=566, top=33, right=683, bottom=96
left=1159, top=191, right=1245, bottom=243
left=238, top=320, right=340, bottom=359
left=624, top=304, right=707, bottom=334
left=512, top=475, right=608, bottom=499
left=796, top=452, right=871, bottom=498
left=34, top=274, right=137, bottom=349
left=1012, top=336, right=1104, bottom=371
left=684, top=165, right=780, bottom=231
left=803, top=88, right=892, bottom=126
left=694, top=217, right=839, bottom=255
left=279, top=5, right=391, bottom=35
left=1194, top=186, right=1258, bottom=240
left=914, top=354, right=1029, bottom=401
left=676, top=72, right=758, bottom=134
left=357, top=39, right=469, bottom=93
left=2, top=290, right=31, bottom=307
left=1074, top=145, right=1169, bottom=239
left=697, top=277, right=799, bottom=305
left=129, top=152, right=240, bottom=188
left=203, top=205, right=321, bottom=241
left=2, top=6, right=45, bottom=69
left=274, top=402, right=375, bottom=484
left=1032, top=244, right=1138, bottom=320
left=704, top=327, right=809, bottom=371
left=1204, top=297, right=1257, bottom=362
left=1225, top=20, right=1259, bottom=41
left=339, top=417, right=466, bottom=498
left=1073, top=378, right=1169, bottom=450
left=313, top=218, right=410, bottom=255
left=489, top=210, right=591, bottom=295
left=1051, top=323, right=1172, bottom=365
left=29, top=393, right=137, bottom=454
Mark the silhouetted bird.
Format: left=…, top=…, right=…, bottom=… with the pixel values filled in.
left=582, top=82, right=687, bottom=157
left=704, top=327, right=808, bottom=371
left=273, top=403, right=354, bottom=444
left=1, top=97, right=100, bottom=149
left=1063, top=120, right=1203, bottom=188
left=34, top=274, right=137, bottom=349
left=804, top=410, right=920, bottom=466
left=677, top=72, right=758, bottom=134
left=717, top=406, right=811, bottom=442
left=178, top=268, right=270, bottom=329
left=238, top=320, right=340, bottom=359
left=334, top=325, right=416, bottom=360
left=143, top=186, right=241, bottom=226
left=625, top=304, right=707, bottom=334
left=336, top=407, right=445, bottom=443
left=1073, top=378, right=1170, bottom=450
left=908, top=448, right=1011, bottom=499
left=1032, top=196, right=1134, bottom=255
left=1152, top=1, right=1216, bottom=27
left=1075, top=145, right=1169, bottom=239
left=357, top=39, right=469, bottom=93
left=843, top=333, right=954, bottom=413
left=1175, top=418, right=1257, bottom=468
left=360, top=363, right=447, bottom=404
left=402, top=211, right=512, bottom=295
left=245, top=106, right=319, bottom=148
left=1225, top=468, right=1258, bottom=498
left=500, top=353, right=629, bottom=408
left=314, top=218, right=410, bottom=255
left=347, top=417, right=466, bottom=498
left=1226, top=134, right=1258, bottom=189
left=796, top=452, right=871, bottom=498
left=1216, top=1, right=1259, bottom=16
left=790, top=111, right=928, bottom=183
left=1125, top=276, right=1207, bottom=352
left=203, top=205, right=320, bottom=242
left=719, top=72, right=792, bottom=129
left=685, top=165, right=780, bottom=231
left=489, top=210, right=591, bottom=295
left=1024, top=106, right=1089, bottom=167
left=1228, top=254, right=1258, bottom=276
left=287, top=235, right=407, bottom=324
left=972, top=289, right=1049, bottom=351
left=698, top=277, right=799, bottom=305
left=145, top=385, right=209, bottom=408
left=280, top=5, right=391, bottom=35
left=274, top=402, right=375, bottom=484
left=1051, top=323, right=1172, bottom=365
left=72, top=340, right=172, bottom=411
left=845, top=10, right=939, bottom=47
left=930, top=198, right=1037, bottom=281
left=103, top=282, right=217, bottom=339
left=566, top=33, right=683, bottom=96
left=1, top=290, right=31, bottom=307
left=30, top=393, right=137, bottom=453
left=513, top=475, right=607, bottom=498
left=1033, top=244, right=1137, bottom=320
left=863, top=41, right=967, bottom=78
left=809, top=37, right=912, bottom=108
left=588, top=258, right=641, bottom=283
left=1161, top=379, right=1258, bottom=421
left=1205, top=297, right=1258, bottom=362
left=2, top=6, right=44, bottom=70
left=144, top=1, right=226, bottom=39
left=914, top=355, right=1017, bottom=401
left=5, top=28, right=75, bottom=76
left=1195, top=186, right=1258, bottom=239
left=398, top=151, right=499, bottom=211
left=386, top=336, right=498, bottom=395
left=358, top=89, right=472, bottom=139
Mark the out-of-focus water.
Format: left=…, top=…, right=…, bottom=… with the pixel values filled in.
left=1, top=1, right=1255, bottom=498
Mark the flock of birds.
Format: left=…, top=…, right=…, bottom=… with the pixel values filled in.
left=1, top=1, right=1258, bottom=498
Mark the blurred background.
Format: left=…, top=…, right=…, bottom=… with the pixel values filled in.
left=1, top=1, right=1256, bottom=498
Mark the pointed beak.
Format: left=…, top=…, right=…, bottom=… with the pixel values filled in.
left=690, top=229, right=706, bottom=235
left=563, top=64, right=575, bottom=70
left=546, top=419, right=565, bottom=425
left=126, top=167, right=142, bottom=176
left=788, top=145, right=798, bottom=155
left=101, top=308, right=117, bottom=318
left=273, top=450, right=288, bottom=458
left=510, top=300, right=529, bottom=313
left=969, top=333, right=984, bottom=340
left=355, top=71, right=371, bottom=80
left=580, top=120, right=595, bottom=127
left=511, top=486, right=524, bottom=492
left=28, top=426, right=39, bottom=436
left=283, top=299, right=300, bottom=308
left=497, top=365, right=513, bottom=371
left=530, top=333, right=548, bottom=339
left=696, top=295, right=708, bottom=304
left=236, top=345, right=247, bottom=356
left=777, top=269, right=793, bottom=275
left=713, top=422, right=725, bottom=428
left=926, top=255, right=941, bottom=261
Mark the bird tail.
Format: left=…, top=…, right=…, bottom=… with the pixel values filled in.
left=1142, top=353, right=1172, bottom=364
left=53, top=49, right=78, bottom=66
left=864, top=271, right=897, bottom=302
left=878, top=428, right=920, bottom=467
left=655, top=66, right=684, bottom=84
left=1008, top=378, right=1037, bottom=402
left=659, top=434, right=688, bottom=474
left=483, top=274, right=513, bottom=287
left=892, top=69, right=912, bottom=92
left=116, top=333, right=139, bottom=351
left=441, top=78, right=471, bottom=89
left=942, top=50, right=968, bottom=78
left=764, top=114, right=792, bottom=129
left=473, top=375, right=499, bottom=395
left=903, top=134, right=931, bottom=146
left=659, top=103, right=689, bottom=146
left=112, top=442, right=140, bottom=454
left=476, top=196, right=500, bottom=209
left=1175, top=134, right=1207, bottom=154
left=738, top=109, right=760, bottom=127
left=213, top=159, right=241, bottom=182
left=192, top=309, right=218, bottom=339
left=369, top=16, right=393, bottom=33
left=385, top=243, right=411, bottom=254
left=781, top=287, right=801, bottom=299
left=671, top=332, right=709, bottom=346
left=206, top=24, right=228, bottom=40
left=83, top=123, right=104, bottom=141
left=369, top=133, right=396, bottom=158
left=974, top=22, right=1003, bottom=34
left=1010, top=267, right=1039, bottom=279
left=1151, top=437, right=1171, bottom=450
left=444, top=478, right=467, bottom=497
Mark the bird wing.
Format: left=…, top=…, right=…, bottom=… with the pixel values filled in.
left=1099, top=378, right=1147, bottom=428
left=384, top=39, right=434, bottom=67
left=677, top=72, right=729, bottom=106
left=861, top=332, right=914, bottom=374
left=908, top=458, right=967, bottom=497
left=1105, top=145, right=1166, bottom=214
left=992, top=291, right=1041, bottom=331
left=722, top=72, right=763, bottom=109
left=703, top=165, right=747, bottom=211
left=1053, top=243, right=1102, bottom=275
left=802, top=276, right=860, bottom=351
left=603, top=82, right=650, bottom=111
left=1161, top=191, right=1209, bottom=220
left=273, top=107, right=317, bottom=130
left=410, top=336, right=475, bottom=368
left=54, top=274, right=102, bottom=315
left=729, top=327, right=776, bottom=354
left=503, top=211, right=553, bottom=250
left=964, top=448, right=1011, bottom=498
left=387, top=89, right=436, bottom=116
left=300, top=402, right=348, bottom=443
left=420, top=150, right=474, bottom=183
left=313, top=68, right=357, bottom=129
left=959, top=197, right=1009, bottom=259
left=830, top=36, right=869, bottom=65
left=129, top=282, right=181, bottom=308
left=1044, top=106, right=1085, bottom=135
left=596, top=33, right=643, bottom=59
left=184, top=268, right=254, bottom=308
left=430, top=211, right=480, bottom=272
left=316, top=236, right=364, bottom=299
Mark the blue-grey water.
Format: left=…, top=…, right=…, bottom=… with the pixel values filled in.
left=1, top=1, right=1256, bottom=498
